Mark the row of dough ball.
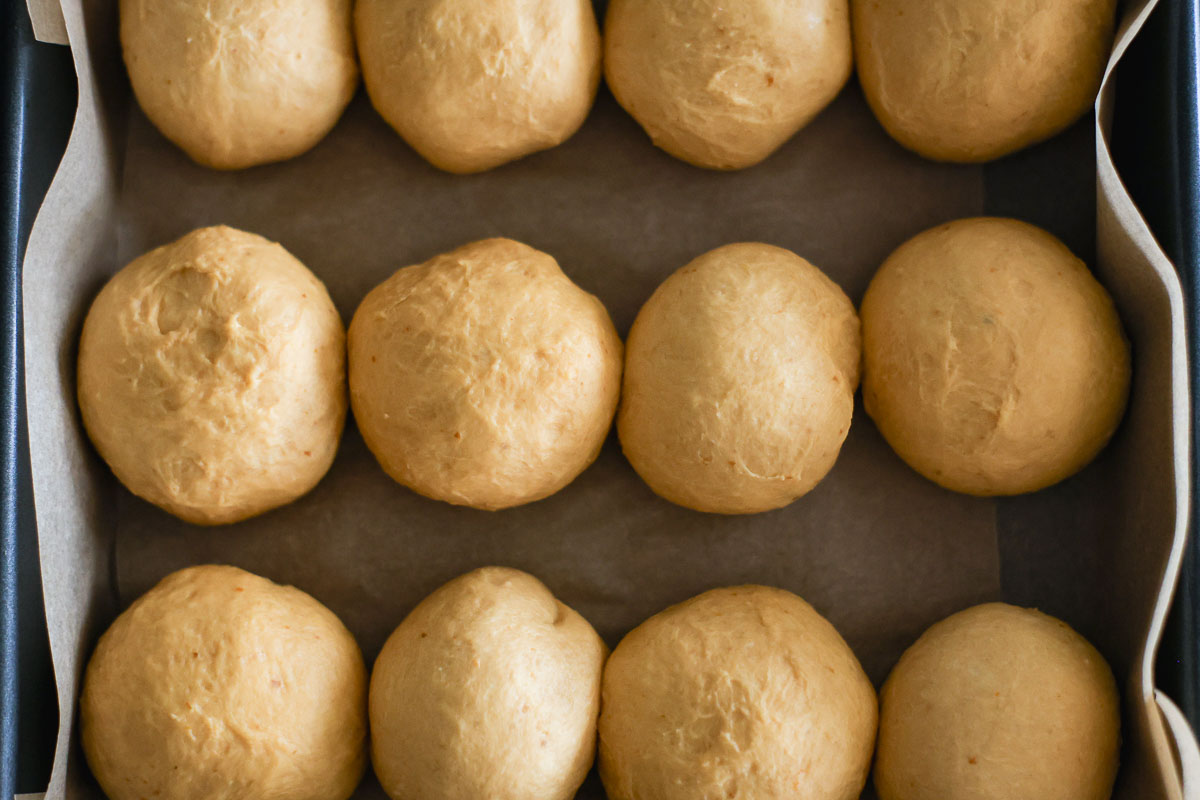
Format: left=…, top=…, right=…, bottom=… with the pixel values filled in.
left=77, top=220, right=1131, bottom=524
left=119, top=0, right=599, bottom=172
left=120, top=0, right=1116, bottom=172
left=81, top=563, right=1121, bottom=800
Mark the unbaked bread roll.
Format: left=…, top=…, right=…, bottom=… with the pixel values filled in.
left=370, top=567, right=606, bottom=800
left=861, top=218, right=1130, bottom=496
left=853, top=0, right=1116, bottom=162
left=348, top=238, right=622, bottom=510
left=120, top=0, right=357, bottom=169
left=618, top=243, right=860, bottom=514
left=599, top=585, right=876, bottom=800
left=604, top=0, right=852, bottom=170
left=77, top=225, right=347, bottom=525
left=81, top=565, right=367, bottom=800
left=356, top=0, right=601, bottom=173
left=875, top=603, right=1120, bottom=800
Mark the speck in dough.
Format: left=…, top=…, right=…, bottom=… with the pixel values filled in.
left=120, top=0, right=358, bottom=169
left=355, top=0, right=602, bottom=173
left=369, top=567, right=606, bottom=800
left=80, top=565, right=367, bottom=800
left=599, top=585, right=877, bottom=800
left=348, top=238, right=623, bottom=510
left=861, top=217, right=1130, bottom=496
left=875, top=603, right=1120, bottom=800
left=604, top=0, right=853, bottom=169
left=853, top=0, right=1117, bottom=162
left=618, top=243, right=860, bottom=514
left=77, top=226, right=347, bottom=525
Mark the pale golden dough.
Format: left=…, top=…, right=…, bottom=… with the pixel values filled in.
left=861, top=218, right=1130, bottom=496
left=369, top=567, right=606, bottom=800
left=355, top=0, right=601, bottom=173
left=120, top=0, right=357, bottom=170
left=853, top=0, right=1116, bottom=162
left=599, top=585, right=877, bottom=800
left=80, top=565, right=367, bottom=800
left=604, top=0, right=852, bottom=170
left=77, top=226, right=347, bottom=525
left=875, top=603, right=1120, bottom=800
left=618, top=243, right=860, bottom=514
left=348, top=238, right=622, bottom=510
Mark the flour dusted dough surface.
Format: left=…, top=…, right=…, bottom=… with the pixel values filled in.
left=120, top=0, right=357, bottom=169
left=599, top=585, right=877, bottom=800
left=369, top=567, right=606, bottom=800
left=80, top=565, right=367, bottom=800
left=618, top=243, right=860, bottom=514
left=604, top=0, right=852, bottom=170
left=355, top=0, right=601, bottom=173
left=348, top=238, right=623, bottom=510
left=875, top=603, right=1120, bottom=800
left=853, top=0, right=1117, bottom=162
left=77, top=226, right=347, bottom=525
left=861, top=217, right=1130, bottom=496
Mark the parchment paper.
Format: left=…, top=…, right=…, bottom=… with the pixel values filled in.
left=20, top=0, right=1193, bottom=798
left=108, top=84, right=1000, bottom=800
left=113, top=78, right=998, bottom=668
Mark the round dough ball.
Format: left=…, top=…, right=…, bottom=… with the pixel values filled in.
left=853, top=0, right=1116, bottom=162
left=356, top=0, right=601, bottom=173
left=369, top=566, right=606, bottom=800
left=80, top=565, right=367, bottom=800
left=78, top=225, right=347, bottom=525
left=120, top=0, right=358, bottom=169
left=861, top=217, right=1130, bottom=496
left=604, top=0, right=852, bottom=170
left=348, top=238, right=622, bottom=510
left=875, top=603, right=1120, bottom=800
left=618, top=243, right=860, bottom=514
left=599, top=585, right=877, bottom=800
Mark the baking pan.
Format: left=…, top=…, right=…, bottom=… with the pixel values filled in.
left=1112, top=0, right=1200, bottom=736
left=5, top=0, right=1200, bottom=797
left=2, top=0, right=76, bottom=796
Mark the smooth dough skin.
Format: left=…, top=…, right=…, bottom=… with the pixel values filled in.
left=77, top=226, right=347, bottom=525
left=875, top=603, right=1120, bottom=800
left=604, top=0, right=852, bottom=170
left=861, top=218, right=1130, bottom=496
left=356, top=0, right=601, bottom=173
left=618, top=243, right=860, bottom=514
left=348, top=238, right=622, bottom=510
left=80, top=565, right=367, bottom=800
left=120, top=0, right=357, bottom=169
left=853, top=0, right=1117, bottom=162
left=369, top=567, right=607, bottom=800
left=599, top=586, right=877, bottom=800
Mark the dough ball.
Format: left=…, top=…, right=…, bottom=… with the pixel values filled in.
left=348, top=238, right=622, bottom=510
left=618, top=243, right=860, bottom=514
left=356, top=0, right=601, bottom=173
left=604, top=0, right=852, bottom=170
left=861, top=217, right=1130, bottom=496
left=599, top=585, right=877, bottom=800
left=875, top=603, right=1120, bottom=800
left=78, top=226, right=347, bottom=525
left=120, top=0, right=357, bottom=169
left=369, top=567, right=606, bottom=800
left=853, top=0, right=1116, bottom=162
left=80, top=565, right=367, bottom=800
